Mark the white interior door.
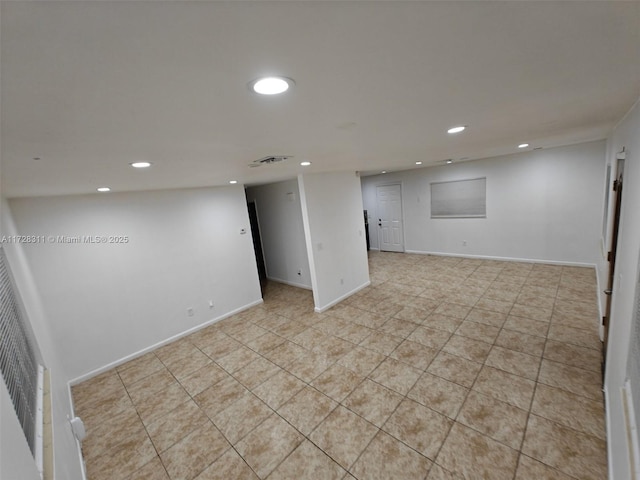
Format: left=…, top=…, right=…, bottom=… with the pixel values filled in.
left=376, top=184, right=404, bottom=252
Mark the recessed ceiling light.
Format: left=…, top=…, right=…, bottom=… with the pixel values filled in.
left=518, top=143, right=529, bottom=148
left=300, top=161, right=311, bottom=166
left=97, top=187, right=111, bottom=192
left=416, top=161, right=422, bottom=165
left=381, top=171, right=387, bottom=174
left=229, top=180, right=238, bottom=184
left=250, top=76, right=295, bottom=95
left=446, top=159, right=453, bottom=164
left=32, top=157, right=41, bottom=161
left=130, top=162, right=152, bottom=168
left=447, top=125, right=466, bottom=134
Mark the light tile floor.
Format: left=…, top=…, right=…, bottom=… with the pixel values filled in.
left=73, top=251, right=607, bottom=480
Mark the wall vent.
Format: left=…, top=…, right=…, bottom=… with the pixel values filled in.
left=0, top=246, right=44, bottom=476
left=249, top=155, right=291, bottom=168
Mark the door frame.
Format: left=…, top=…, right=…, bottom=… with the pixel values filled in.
left=375, top=182, right=405, bottom=253
left=247, top=200, right=268, bottom=291
left=602, top=156, right=625, bottom=375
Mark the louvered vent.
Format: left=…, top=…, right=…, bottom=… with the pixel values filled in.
left=249, top=155, right=291, bottom=168
left=0, top=247, right=40, bottom=454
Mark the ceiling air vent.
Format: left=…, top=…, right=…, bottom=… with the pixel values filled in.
left=249, top=155, right=292, bottom=168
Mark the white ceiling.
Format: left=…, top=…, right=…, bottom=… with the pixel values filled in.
left=2, top=1, right=639, bottom=198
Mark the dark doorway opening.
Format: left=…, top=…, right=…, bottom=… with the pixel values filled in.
left=247, top=201, right=267, bottom=293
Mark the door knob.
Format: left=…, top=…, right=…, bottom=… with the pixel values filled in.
left=604, top=289, right=612, bottom=295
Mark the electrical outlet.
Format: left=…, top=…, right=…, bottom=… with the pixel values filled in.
left=340, top=278, right=344, bottom=285
left=462, top=240, right=467, bottom=247
left=209, top=300, right=214, bottom=309
left=297, top=269, right=302, bottom=276
left=187, top=307, right=194, bottom=317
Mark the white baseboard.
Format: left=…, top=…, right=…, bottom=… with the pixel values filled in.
left=622, top=380, right=640, bottom=479
left=404, top=249, right=597, bottom=268
left=314, top=281, right=371, bottom=313
left=606, top=385, right=614, bottom=480
left=267, top=276, right=313, bottom=291
left=68, top=298, right=264, bottom=386
left=62, top=369, right=88, bottom=480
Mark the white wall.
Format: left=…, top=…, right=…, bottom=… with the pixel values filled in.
left=0, top=210, right=48, bottom=478
left=362, top=141, right=606, bottom=266
left=245, top=180, right=311, bottom=289
left=8, top=186, right=262, bottom=382
left=2, top=128, right=81, bottom=479
left=600, top=98, right=640, bottom=480
left=2, top=202, right=85, bottom=480
left=298, top=172, right=370, bottom=312
left=0, top=379, right=42, bottom=480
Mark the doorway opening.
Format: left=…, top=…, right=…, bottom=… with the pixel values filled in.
left=376, top=184, right=404, bottom=252
left=247, top=201, right=267, bottom=293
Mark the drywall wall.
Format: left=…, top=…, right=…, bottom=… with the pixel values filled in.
left=0, top=206, right=50, bottom=478
left=8, top=186, right=262, bottom=382
left=0, top=379, right=42, bottom=480
left=2, top=145, right=83, bottom=479
left=362, top=140, right=606, bottom=265
left=298, top=172, right=370, bottom=311
left=1, top=144, right=42, bottom=480
left=600, top=98, right=640, bottom=480
left=245, top=180, right=311, bottom=289
left=2, top=201, right=85, bottom=480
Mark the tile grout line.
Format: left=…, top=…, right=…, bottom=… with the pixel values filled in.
left=75, top=253, right=605, bottom=480
left=434, top=263, right=519, bottom=473
left=509, top=266, right=552, bottom=480
left=115, top=362, right=173, bottom=480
